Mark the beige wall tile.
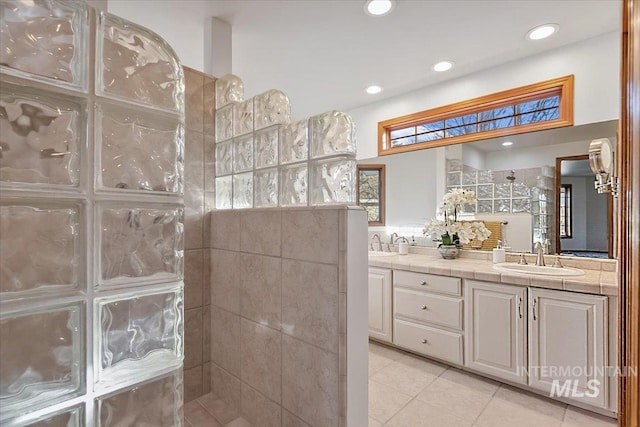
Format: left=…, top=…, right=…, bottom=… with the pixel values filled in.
left=240, top=319, right=282, bottom=403
left=202, top=362, right=211, bottom=395
left=203, top=304, right=211, bottom=362
left=282, top=335, right=339, bottom=426
left=282, top=209, right=339, bottom=264
left=240, top=254, right=281, bottom=330
left=184, top=399, right=223, bottom=426
left=184, top=307, right=203, bottom=369
left=208, top=366, right=241, bottom=423
left=210, top=249, right=240, bottom=313
left=203, top=76, right=215, bottom=137
left=184, top=186, right=204, bottom=250
left=204, top=134, right=215, bottom=193
left=203, top=250, right=211, bottom=303
left=184, top=365, right=203, bottom=403
left=241, top=383, right=281, bottom=427
left=185, top=130, right=204, bottom=192
left=185, top=249, right=204, bottom=309
left=210, top=211, right=240, bottom=251
left=282, top=259, right=338, bottom=352
left=185, top=68, right=204, bottom=133
left=210, top=306, right=241, bottom=376
left=239, top=210, right=282, bottom=256
left=282, top=410, right=311, bottom=427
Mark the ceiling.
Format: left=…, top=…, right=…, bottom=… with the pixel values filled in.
left=208, top=0, right=621, bottom=119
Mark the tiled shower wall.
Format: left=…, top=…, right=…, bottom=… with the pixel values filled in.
left=1, top=3, right=185, bottom=426
left=208, top=207, right=368, bottom=427
left=182, top=67, right=216, bottom=402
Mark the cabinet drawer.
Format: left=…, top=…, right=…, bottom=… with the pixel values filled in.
left=394, top=319, right=463, bottom=365
left=394, top=270, right=461, bottom=296
left=394, top=288, right=463, bottom=330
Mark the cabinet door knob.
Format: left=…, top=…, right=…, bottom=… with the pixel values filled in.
left=421, top=305, right=428, bottom=310
left=420, top=281, right=428, bottom=286
left=421, top=339, right=428, bottom=344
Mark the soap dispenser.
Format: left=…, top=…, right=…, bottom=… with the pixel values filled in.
left=493, top=240, right=506, bottom=264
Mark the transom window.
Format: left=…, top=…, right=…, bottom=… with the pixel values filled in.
left=378, top=75, right=574, bottom=156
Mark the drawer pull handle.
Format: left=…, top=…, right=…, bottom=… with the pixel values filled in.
left=421, top=339, right=428, bottom=344
left=420, top=281, right=428, bottom=286
left=421, top=305, right=428, bottom=310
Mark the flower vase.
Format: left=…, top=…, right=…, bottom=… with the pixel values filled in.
left=438, top=244, right=459, bottom=259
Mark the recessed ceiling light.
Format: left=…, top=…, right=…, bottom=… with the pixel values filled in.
left=526, top=24, right=559, bottom=40
left=366, top=85, right=383, bottom=94
left=502, top=141, right=514, bottom=147
left=433, top=61, right=454, bottom=72
left=365, top=0, right=394, bottom=17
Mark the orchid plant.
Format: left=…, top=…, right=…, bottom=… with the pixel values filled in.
left=423, top=188, right=492, bottom=246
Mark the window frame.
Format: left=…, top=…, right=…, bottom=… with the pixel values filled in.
left=378, top=75, right=574, bottom=156
left=356, top=164, right=386, bottom=226
left=559, top=183, right=573, bottom=239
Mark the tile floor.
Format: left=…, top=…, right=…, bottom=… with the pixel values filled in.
left=183, top=341, right=618, bottom=426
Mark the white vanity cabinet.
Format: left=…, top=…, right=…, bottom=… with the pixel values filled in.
left=393, top=270, right=464, bottom=365
left=368, top=267, right=392, bottom=343
left=529, top=288, right=608, bottom=409
left=465, top=280, right=527, bottom=384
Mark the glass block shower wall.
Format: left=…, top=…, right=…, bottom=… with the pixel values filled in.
left=0, top=2, right=185, bottom=426
left=214, top=74, right=357, bottom=208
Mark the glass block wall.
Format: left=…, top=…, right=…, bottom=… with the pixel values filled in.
left=214, top=74, right=357, bottom=208
left=0, top=2, right=185, bottom=426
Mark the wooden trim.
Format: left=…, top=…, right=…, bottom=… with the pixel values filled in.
left=555, top=154, right=589, bottom=254
left=378, top=75, right=574, bottom=156
left=619, top=0, right=640, bottom=425
left=356, top=164, right=386, bottom=226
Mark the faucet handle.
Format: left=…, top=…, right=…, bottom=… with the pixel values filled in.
left=518, top=254, right=528, bottom=265
left=552, top=256, right=563, bottom=268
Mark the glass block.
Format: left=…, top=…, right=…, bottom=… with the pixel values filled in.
left=254, top=90, right=291, bottom=130
left=234, top=99, right=253, bottom=137
left=447, top=172, right=461, bottom=186
left=461, top=202, right=476, bottom=214
left=254, top=168, right=278, bottom=208
left=533, top=228, right=543, bottom=243
left=531, top=201, right=540, bottom=214
left=309, top=111, right=355, bottom=159
left=494, top=199, right=511, bottom=213
left=280, top=120, right=309, bottom=164
left=0, top=304, right=84, bottom=417
left=254, top=126, right=280, bottom=170
left=512, top=198, right=531, bottom=213
left=96, top=102, right=184, bottom=193
left=462, top=170, right=477, bottom=185
left=233, top=134, right=253, bottom=173
left=95, top=286, right=183, bottom=386
left=512, top=183, right=531, bottom=198
left=98, top=204, right=184, bottom=288
left=214, top=103, right=235, bottom=143
left=215, top=176, right=232, bottom=210
left=5, top=404, right=83, bottom=427
left=446, top=159, right=462, bottom=172
left=232, top=172, right=253, bottom=209
left=215, top=74, right=244, bottom=109
left=477, top=200, right=493, bottom=213
left=215, top=140, right=233, bottom=177
left=96, top=369, right=182, bottom=427
left=0, top=201, right=80, bottom=299
left=309, top=157, right=355, bottom=205
left=495, top=183, right=511, bottom=198
left=477, top=184, right=493, bottom=199
left=0, top=82, right=83, bottom=187
left=97, top=12, right=184, bottom=113
left=0, top=0, right=88, bottom=90
left=478, top=170, right=494, bottom=184
left=279, top=162, right=307, bottom=206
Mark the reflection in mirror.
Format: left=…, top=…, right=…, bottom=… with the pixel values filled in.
left=556, top=155, right=613, bottom=258
left=357, top=165, right=385, bottom=226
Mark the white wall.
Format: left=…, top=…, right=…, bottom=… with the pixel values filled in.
left=483, top=139, right=590, bottom=171
left=349, top=31, right=620, bottom=160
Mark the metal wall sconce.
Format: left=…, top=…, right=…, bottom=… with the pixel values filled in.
left=589, top=138, right=619, bottom=196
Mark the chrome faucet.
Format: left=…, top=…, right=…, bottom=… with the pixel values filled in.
left=535, top=241, right=545, bottom=266
left=389, top=232, right=399, bottom=245
left=371, top=234, right=383, bottom=252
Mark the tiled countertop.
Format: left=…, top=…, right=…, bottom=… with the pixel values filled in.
left=368, top=250, right=618, bottom=296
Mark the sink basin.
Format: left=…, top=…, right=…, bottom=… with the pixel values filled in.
left=493, top=263, right=584, bottom=276
left=368, top=251, right=396, bottom=257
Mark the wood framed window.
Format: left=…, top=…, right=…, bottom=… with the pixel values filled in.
left=357, top=164, right=385, bottom=226
left=378, top=75, right=574, bottom=156
left=559, top=184, right=572, bottom=238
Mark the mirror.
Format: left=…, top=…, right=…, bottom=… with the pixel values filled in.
left=357, top=120, right=617, bottom=255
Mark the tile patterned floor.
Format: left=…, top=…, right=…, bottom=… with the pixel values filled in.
left=184, top=342, right=618, bottom=426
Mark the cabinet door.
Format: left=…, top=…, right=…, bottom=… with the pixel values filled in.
left=529, top=288, right=607, bottom=408
left=465, top=280, right=527, bottom=384
left=368, top=268, right=392, bottom=343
